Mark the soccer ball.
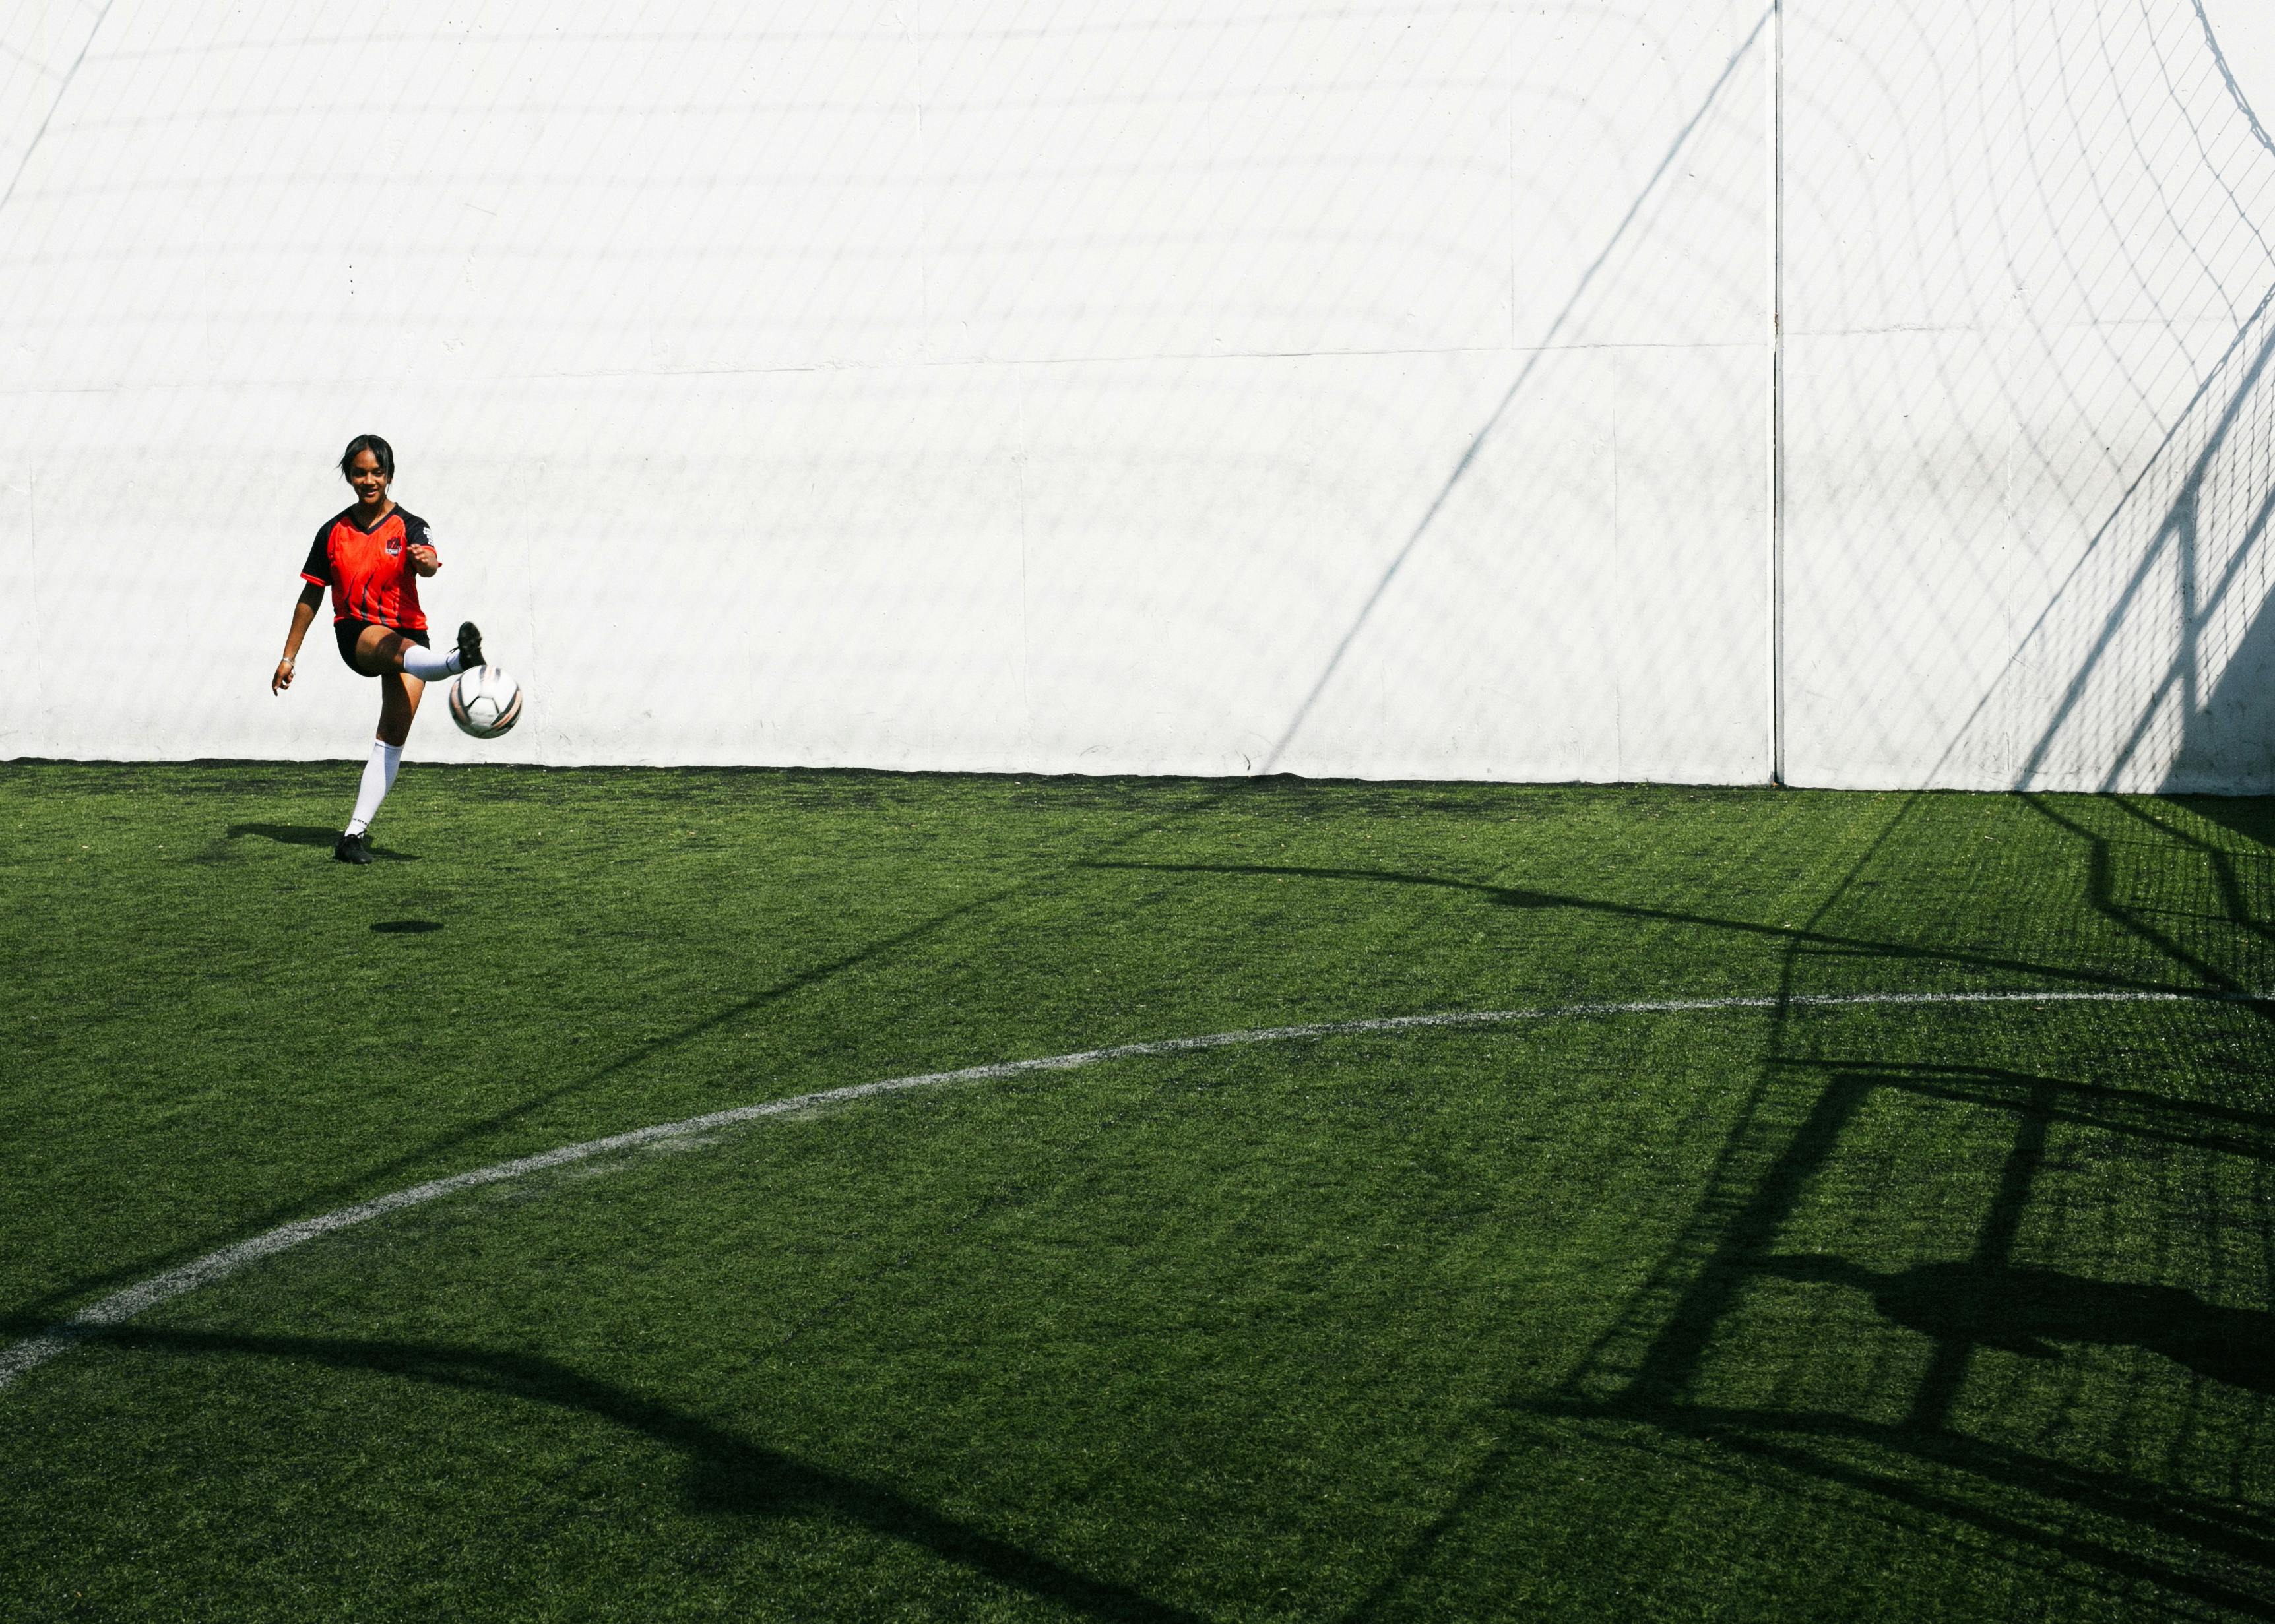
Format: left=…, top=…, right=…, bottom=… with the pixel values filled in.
left=449, top=666, right=523, bottom=739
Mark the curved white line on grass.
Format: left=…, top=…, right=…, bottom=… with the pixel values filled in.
left=3, top=985, right=2266, bottom=1392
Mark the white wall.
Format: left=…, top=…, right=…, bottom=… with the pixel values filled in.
left=2, top=2, right=2271, bottom=791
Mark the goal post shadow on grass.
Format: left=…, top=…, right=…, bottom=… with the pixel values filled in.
left=1331, top=805, right=2275, bottom=1616
left=1504, top=1050, right=2275, bottom=1616
left=11, top=991, right=2268, bottom=1621
left=84, top=772, right=2236, bottom=1344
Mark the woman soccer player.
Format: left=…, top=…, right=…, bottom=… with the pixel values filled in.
left=271, top=434, right=486, bottom=864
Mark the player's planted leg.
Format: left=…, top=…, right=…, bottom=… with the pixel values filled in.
left=336, top=671, right=422, bottom=861
left=341, top=739, right=402, bottom=844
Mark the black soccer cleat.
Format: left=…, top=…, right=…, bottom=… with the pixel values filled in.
left=333, top=831, right=375, bottom=865
left=455, top=621, right=485, bottom=672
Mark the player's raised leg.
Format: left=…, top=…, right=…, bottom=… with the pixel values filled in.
left=348, top=620, right=484, bottom=683
left=330, top=623, right=492, bottom=863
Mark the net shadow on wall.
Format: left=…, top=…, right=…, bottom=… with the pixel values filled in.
left=1982, top=0, right=2275, bottom=796
left=1786, top=0, right=2275, bottom=795
left=2012, top=283, right=2275, bottom=799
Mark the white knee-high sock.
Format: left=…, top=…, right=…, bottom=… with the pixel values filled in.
left=344, top=741, right=404, bottom=836
left=400, top=643, right=463, bottom=681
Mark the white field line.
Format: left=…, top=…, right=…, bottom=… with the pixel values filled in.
left=3, top=985, right=2266, bottom=1392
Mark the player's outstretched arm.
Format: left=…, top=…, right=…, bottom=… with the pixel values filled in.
left=273, top=581, right=325, bottom=694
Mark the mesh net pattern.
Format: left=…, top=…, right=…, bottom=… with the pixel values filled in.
left=0, top=3, right=2271, bottom=785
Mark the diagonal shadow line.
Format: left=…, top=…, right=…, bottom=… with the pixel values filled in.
left=1082, top=858, right=2222, bottom=997
left=1261, top=4, right=1772, bottom=772
left=1620, top=1071, right=1873, bottom=1410
left=26, top=1326, right=1208, bottom=1624
left=2024, top=311, right=2275, bottom=786
left=15, top=794, right=1247, bottom=1327
left=1962, top=282, right=2275, bottom=787
left=0, top=0, right=115, bottom=224
left=4, top=889, right=1015, bottom=1323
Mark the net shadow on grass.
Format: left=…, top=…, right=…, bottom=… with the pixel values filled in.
left=2179, top=792, right=2275, bottom=849
left=21, top=1327, right=1206, bottom=1624
left=1335, top=1047, right=2275, bottom=1619
left=1080, top=858, right=2237, bottom=997
left=1316, top=784, right=2275, bottom=1617
left=1752, top=1254, right=2275, bottom=1395
left=2024, top=794, right=2275, bottom=978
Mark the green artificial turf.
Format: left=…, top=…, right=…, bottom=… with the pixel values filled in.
left=1, top=763, right=2271, bottom=1621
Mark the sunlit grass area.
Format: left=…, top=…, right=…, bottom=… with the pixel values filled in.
left=2, top=763, right=2270, bottom=1621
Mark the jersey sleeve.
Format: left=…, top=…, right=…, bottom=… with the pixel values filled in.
left=300, top=524, right=331, bottom=587
left=402, top=513, right=437, bottom=559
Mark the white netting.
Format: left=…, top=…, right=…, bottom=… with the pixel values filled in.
left=1, top=2, right=2272, bottom=787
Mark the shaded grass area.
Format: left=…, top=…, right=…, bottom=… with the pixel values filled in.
left=1, top=762, right=2272, bottom=1621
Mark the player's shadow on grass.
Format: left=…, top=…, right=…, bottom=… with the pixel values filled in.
left=38, top=1325, right=1205, bottom=1624
left=1756, top=1255, right=2275, bottom=1394
left=226, top=823, right=418, bottom=861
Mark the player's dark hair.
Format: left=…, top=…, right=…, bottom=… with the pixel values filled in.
left=339, top=433, right=395, bottom=482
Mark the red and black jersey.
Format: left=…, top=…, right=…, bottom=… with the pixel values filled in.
left=300, top=505, right=435, bottom=631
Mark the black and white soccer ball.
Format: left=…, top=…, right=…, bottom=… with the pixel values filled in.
left=449, top=666, right=523, bottom=739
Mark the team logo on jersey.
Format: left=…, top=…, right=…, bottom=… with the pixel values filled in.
left=384, top=536, right=402, bottom=556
